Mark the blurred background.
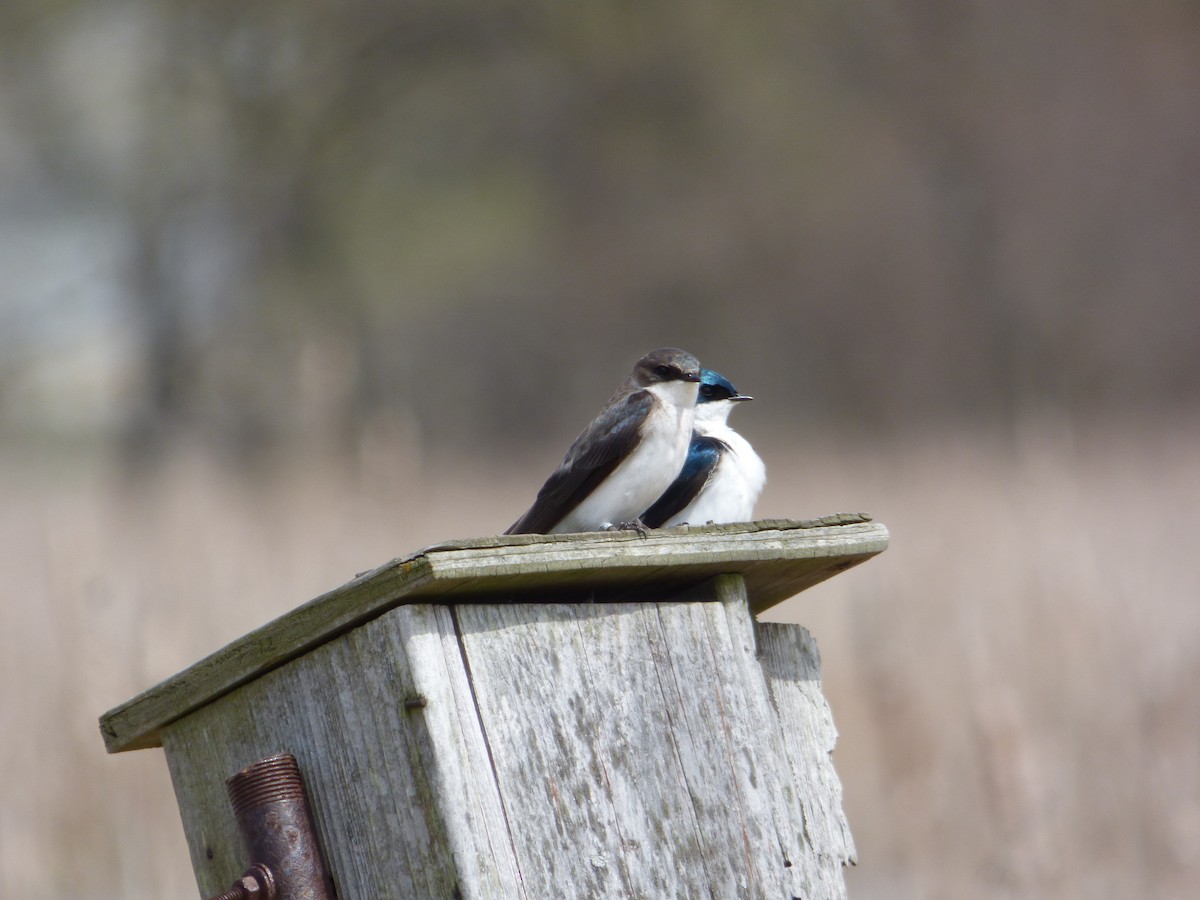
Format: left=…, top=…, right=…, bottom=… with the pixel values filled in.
left=2, top=1, right=1198, bottom=897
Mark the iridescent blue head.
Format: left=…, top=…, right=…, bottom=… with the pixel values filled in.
left=697, top=368, right=752, bottom=404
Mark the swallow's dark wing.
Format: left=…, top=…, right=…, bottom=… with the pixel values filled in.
left=639, top=435, right=725, bottom=528
left=505, top=389, right=654, bottom=534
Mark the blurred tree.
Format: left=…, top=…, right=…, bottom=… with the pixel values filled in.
left=2, top=0, right=1198, bottom=466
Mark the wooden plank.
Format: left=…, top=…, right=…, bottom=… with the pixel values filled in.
left=102, top=518, right=887, bottom=753
left=635, top=582, right=793, bottom=895
left=755, top=622, right=856, bottom=897
left=399, top=604, right=527, bottom=899
left=453, top=597, right=724, bottom=897
left=161, top=604, right=526, bottom=899
left=449, top=576, right=846, bottom=898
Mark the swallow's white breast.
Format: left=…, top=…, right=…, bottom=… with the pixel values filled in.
left=552, top=380, right=697, bottom=533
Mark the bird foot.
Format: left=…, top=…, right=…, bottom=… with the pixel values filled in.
left=620, top=519, right=650, bottom=538
left=603, top=520, right=650, bottom=538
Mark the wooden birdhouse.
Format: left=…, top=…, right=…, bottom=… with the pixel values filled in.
left=100, top=517, right=887, bottom=899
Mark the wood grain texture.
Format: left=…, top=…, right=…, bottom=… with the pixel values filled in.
left=102, top=518, right=887, bottom=752
left=158, top=579, right=856, bottom=899
left=162, top=603, right=526, bottom=899
left=756, top=622, right=857, bottom=899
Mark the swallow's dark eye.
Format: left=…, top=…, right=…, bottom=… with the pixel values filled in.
left=699, top=384, right=715, bottom=397
left=654, top=364, right=674, bottom=378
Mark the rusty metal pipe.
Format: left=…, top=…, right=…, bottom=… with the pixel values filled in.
left=222, top=752, right=336, bottom=900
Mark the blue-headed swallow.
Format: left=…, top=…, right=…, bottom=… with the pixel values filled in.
left=640, top=368, right=766, bottom=528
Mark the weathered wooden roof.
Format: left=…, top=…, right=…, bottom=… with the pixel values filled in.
left=99, top=516, right=887, bottom=753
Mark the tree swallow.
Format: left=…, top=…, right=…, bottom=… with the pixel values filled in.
left=640, top=368, right=766, bottom=528
left=505, top=348, right=703, bottom=534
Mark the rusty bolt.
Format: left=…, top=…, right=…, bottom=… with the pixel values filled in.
left=203, top=863, right=276, bottom=900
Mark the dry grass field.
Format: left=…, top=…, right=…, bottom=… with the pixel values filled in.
left=2, top=417, right=1198, bottom=898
